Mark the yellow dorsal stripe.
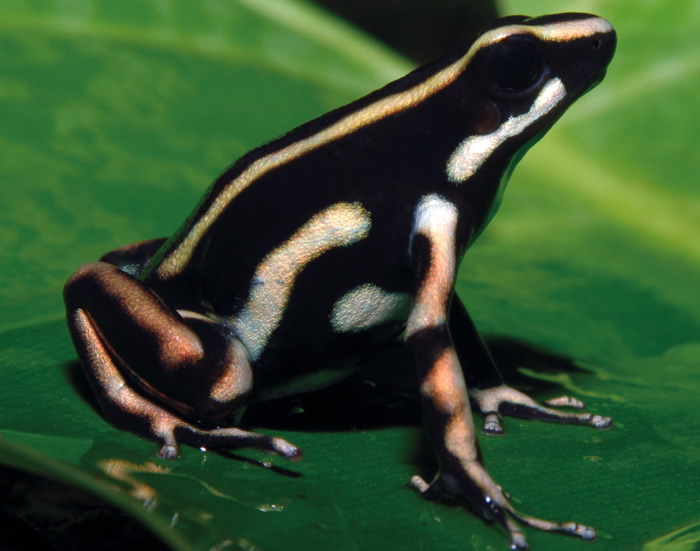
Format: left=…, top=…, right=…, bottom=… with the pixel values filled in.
left=156, top=57, right=468, bottom=278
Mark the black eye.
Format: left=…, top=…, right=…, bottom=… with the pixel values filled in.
left=485, top=37, right=544, bottom=93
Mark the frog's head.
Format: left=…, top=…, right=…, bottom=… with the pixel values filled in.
left=446, top=12, right=616, bottom=185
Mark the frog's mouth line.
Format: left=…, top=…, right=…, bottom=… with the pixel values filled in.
left=585, top=68, right=608, bottom=94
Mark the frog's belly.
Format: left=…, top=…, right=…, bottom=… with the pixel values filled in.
left=248, top=313, right=408, bottom=402
left=242, top=292, right=410, bottom=399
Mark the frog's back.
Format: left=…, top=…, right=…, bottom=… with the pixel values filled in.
left=143, top=43, right=493, bottom=303
left=145, top=56, right=481, bottom=317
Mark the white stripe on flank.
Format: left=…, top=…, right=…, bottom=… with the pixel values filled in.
left=446, top=77, right=567, bottom=183
left=234, top=202, right=370, bottom=361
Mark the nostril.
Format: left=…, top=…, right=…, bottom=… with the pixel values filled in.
left=592, top=38, right=602, bottom=50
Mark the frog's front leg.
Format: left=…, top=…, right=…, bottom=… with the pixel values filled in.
left=449, top=298, right=612, bottom=434
left=63, top=257, right=301, bottom=461
left=405, top=196, right=596, bottom=549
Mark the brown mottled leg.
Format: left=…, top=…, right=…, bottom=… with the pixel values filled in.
left=64, top=261, right=301, bottom=460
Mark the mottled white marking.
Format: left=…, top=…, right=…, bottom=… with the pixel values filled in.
left=234, top=203, right=371, bottom=361
left=405, top=195, right=458, bottom=338
left=446, top=78, right=567, bottom=183
left=331, top=283, right=411, bottom=333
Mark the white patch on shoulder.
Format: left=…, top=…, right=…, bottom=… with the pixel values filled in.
left=446, top=77, right=567, bottom=183
left=234, top=202, right=371, bottom=361
left=331, top=283, right=411, bottom=333
left=405, top=194, right=458, bottom=338
left=411, top=194, right=458, bottom=238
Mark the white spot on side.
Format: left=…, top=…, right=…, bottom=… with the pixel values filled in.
left=406, top=195, right=458, bottom=337
left=446, top=77, right=567, bottom=183
left=331, top=284, right=411, bottom=333
left=234, top=203, right=371, bottom=361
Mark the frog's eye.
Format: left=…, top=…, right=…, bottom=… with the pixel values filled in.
left=485, top=37, right=544, bottom=94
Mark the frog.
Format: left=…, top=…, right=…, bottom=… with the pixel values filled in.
left=64, top=12, right=616, bottom=549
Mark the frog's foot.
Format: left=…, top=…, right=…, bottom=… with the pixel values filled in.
left=164, top=421, right=303, bottom=462
left=470, top=384, right=612, bottom=434
left=107, top=380, right=303, bottom=461
left=408, top=466, right=596, bottom=550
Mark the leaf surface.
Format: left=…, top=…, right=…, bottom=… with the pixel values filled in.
left=1, top=1, right=698, bottom=550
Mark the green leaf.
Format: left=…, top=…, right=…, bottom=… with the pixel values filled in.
left=1, top=1, right=698, bottom=550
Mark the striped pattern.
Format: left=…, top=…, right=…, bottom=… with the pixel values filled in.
left=233, top=202, right=371, bottom=360
left=156, top=15, right=611, bottom=279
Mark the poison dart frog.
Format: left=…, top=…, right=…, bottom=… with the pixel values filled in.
left=64, top=12, right=616, bottom=549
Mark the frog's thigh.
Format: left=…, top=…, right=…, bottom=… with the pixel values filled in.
left=64, top=261, right=252, bottom=417
left=64, top=262, right=301, bottom=459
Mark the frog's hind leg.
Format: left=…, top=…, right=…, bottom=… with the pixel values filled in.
left=64, top=261, right=301, bottom=461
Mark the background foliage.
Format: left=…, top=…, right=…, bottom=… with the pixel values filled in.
left=1, top=0, right=698, bottom=549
